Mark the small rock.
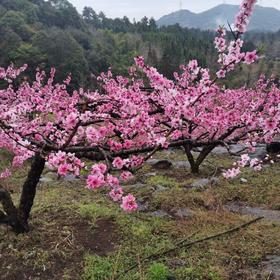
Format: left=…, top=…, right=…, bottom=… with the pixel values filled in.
left=152, top=160, right=173, bottom=170
left=226, top=203, right=280, bottom=224
left=262, top=255, right=280, bottom=276
left=124, top=183, right=146, bottom=189
left=191, top=177, right=219, bottom=189
left=212, top=144, right=245, bottom=155
left=150, top=210, right=172, bottom=218
left=240, top=178, right=248, bottom=183
left=144, top=172, right=157, bottom=177
left=173, top=161, right=190, bottom=169
left=146, top=159, right=159, bottom=164
left=40, top=172, right=57, bottom=183
left=137, top=201, right=149, bottom=212
left=211, top=146, right=228, bottom=155
left=191, top=178, right=210, bottom=188
left=267, top=142, right=280, bottom=154
left=64, top=174, right=79, bottom=181
left=156, top=185, right=168, bottom=192
left=250, top=144, right=267, bottom=159
left=172, top=208, right=194, bottom=219
left=168, top=259, right=187, bottom=268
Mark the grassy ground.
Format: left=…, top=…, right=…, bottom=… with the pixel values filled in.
left=0, top=150, right=280, bottom=280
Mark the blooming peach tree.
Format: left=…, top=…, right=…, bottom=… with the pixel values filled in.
left=95, top=0, right=280, bottom=173
left=0, top=66, right=161, bottom=232
left=1, top=0, right=279, bottom=233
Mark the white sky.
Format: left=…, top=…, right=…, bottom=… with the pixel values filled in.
left=68, top=0, right=280, bottom=20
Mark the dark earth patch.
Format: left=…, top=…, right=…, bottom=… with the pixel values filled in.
left=78, top=218, right=118, bottom=256
left=0, top=209, right=118, bottom=280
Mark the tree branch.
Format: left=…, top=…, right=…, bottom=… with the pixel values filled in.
left=116, top=217, right=263, bottom=278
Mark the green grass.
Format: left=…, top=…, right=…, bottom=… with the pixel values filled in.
left=1, top=150, right=280, bottom=279
left=146, top=175, right=180, bottom=188
left=83, top=254, right=113, bottom=280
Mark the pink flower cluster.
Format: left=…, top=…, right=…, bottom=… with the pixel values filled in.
left=48, top=151, right=84, bottom=176
left=86, top=163, right=107, bottom=189
left=235, top=0, right=257, bottom=33
left=222, top=167, right=241, bottom=179
left=223, top=154, right=263, bottom=179
left=0, top=168, right=11, bottom=179
left=214, top=0, right=258, bottom=78
left=121, top=194, right=138, bottom=212
left=86, top=162, right=137, bottom=211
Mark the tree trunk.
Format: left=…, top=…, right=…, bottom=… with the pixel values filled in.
left=184, top=144, right=200, bottom=174
left=0, top=154, right=45, bottom=233
left=18, top=154, right=45, bottom=222
left=184, top=144, right=216, bottom=174
left=190, top=163, right=200, bottom=174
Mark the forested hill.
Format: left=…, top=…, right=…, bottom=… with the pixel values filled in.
left=157, top=4, right=280, bottom=32
left=0, top=0, right=217, bottom=88
left=0, top=0, right=280, bottom=89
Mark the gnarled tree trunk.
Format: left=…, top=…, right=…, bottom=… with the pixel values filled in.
left=0, top=154, right=45, bottom=233
left=184, top=144, right=216, bottom=174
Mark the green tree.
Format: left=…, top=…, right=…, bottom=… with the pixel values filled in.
left=33, top=29, right=89, bottom=87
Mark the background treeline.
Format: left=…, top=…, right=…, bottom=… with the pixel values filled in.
left=0, top=0, right=279, bottom=89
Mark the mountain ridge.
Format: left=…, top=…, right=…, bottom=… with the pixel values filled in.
left=157, top=4, right=280, bottom=32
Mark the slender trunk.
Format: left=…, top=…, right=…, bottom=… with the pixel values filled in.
left=0, top=154, right=45, bottom=233
left=18, top=154, right=45, bottom=222
left=184, top=144, right=199, bottom=174
left=0, top=187, right=22, bottom=231
left=184, top=144, right=216, bottom=174
left=190, top=163, right=200, bottom=174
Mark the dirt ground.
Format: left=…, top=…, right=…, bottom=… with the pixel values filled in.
left=1, top=150, right=280, bottom=279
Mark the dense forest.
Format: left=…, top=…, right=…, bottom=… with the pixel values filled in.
left=0, top=0, right=280, bottom=89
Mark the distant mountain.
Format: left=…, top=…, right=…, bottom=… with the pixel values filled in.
left=157, top=4, right=280, bottom=32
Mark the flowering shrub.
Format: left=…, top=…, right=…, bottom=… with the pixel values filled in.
left=0, top=0, right=279, bottom=233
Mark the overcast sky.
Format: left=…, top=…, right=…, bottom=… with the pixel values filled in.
left=68, top=0, right=280, bottom=20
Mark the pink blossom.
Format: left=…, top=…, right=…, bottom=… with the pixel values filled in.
left=91, top=163, right=107, bottom=175
left=107, top=174, right=120, bottom=187
left=253, top=165, right=262, bottom=172
left=86, top=174, right=105, bottom=189
left=223, top=167, right=241, bottom=179
left=244, top=51, right=258, bottom=64
left=238, top=154, right=250, bottom=167
left=86, top=126, right=100, bottom=144
left=65, top=112, right=78, bottom=129
left=216, top=70, right=226, bottom=79
left=58, top=163, right=70, bottom=176
left=156, top=137, right=167, bottom=147
left=120, top=171, right=133, bottom=181
left=234, top=0, right=257, bottom=33
left=109, top=187, right=124, bottom=202
left=123, top=140, right=133, bottom=149
left=0, top=168, right=11, bottom=178
left=134, top=56, right=145, bottom=68
left=121, top=194, right=138, bottom=212
left=112, top=157, right=124, bottom=169
left=250, top=158, right=260, bottom=168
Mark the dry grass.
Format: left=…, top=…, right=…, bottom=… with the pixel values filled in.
left=0, top=150, right=280, bottom=279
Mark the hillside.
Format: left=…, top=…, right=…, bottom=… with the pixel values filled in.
left=0, top=0, right=217, bottom=88
left=157, top=4, right=280, bottom=32
left=0, top=0, right=279, bottom=90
